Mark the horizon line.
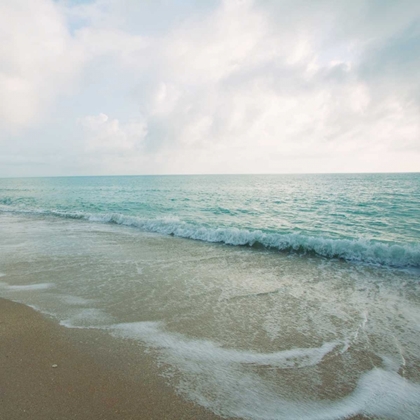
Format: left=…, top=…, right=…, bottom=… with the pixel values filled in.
left=1, top=171, right=419, bottom=179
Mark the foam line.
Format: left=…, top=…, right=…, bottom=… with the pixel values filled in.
left=0, top=282, right=54, bottom=291
left=1, top=208, right=419, bottom=268
left=109, top=321, right=338, bottom=369
left=108, top=322, right=420, bottom=420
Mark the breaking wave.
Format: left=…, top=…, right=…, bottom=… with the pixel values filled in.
left=1, top=206, right=419, bottom=268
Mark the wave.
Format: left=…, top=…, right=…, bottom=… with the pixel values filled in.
left=1, top=206, right=419, bottom=268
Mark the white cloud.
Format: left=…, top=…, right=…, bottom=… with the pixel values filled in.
left=79, top=113, right=147, bottom=153
left=0, top=0, right=84, bottom=132
left=125, top=0, right=420, bottom=173
left=1, top=0, right=419, bottom=175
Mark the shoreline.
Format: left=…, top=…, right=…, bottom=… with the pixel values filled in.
left=0, top=298, right=374, bottom=420
left=0, top=298, right=223, bottom=420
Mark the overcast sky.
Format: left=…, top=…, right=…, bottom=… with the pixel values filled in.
left=1, top=0, right=419, bottom=177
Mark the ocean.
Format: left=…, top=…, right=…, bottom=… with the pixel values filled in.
left=1, top=173, right=419, bottom=419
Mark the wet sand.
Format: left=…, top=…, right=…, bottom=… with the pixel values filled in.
left=0, top=298, right=223, bottom=420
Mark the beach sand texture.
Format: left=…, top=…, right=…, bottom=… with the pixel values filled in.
left=0, top=298, right=222, bottom=420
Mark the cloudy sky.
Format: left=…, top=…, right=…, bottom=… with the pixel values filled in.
left=1, top=0, right=419, bottom=177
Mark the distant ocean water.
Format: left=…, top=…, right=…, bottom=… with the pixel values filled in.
left=1, top=173, right=420, bottom=419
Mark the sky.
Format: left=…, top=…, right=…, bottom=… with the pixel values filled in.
left=0, top=0, right=419, bottom=177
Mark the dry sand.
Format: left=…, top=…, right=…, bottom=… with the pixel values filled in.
left=0, top=298, right=223, bottom=420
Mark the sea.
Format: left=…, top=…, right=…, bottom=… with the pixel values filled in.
left=1, top=173, right=419, bottom=419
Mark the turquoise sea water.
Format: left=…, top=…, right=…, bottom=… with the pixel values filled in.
left=1, top=173, right=419, bottom=268
left=1, top=173, right=420, bottom=419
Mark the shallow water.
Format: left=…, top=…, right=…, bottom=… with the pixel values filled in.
left=1, top=207, right=419, bottom=419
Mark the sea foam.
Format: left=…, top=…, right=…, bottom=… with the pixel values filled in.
left=109, top=321, right=420, bottom=420
left=0, top=282, right=55, bottom=291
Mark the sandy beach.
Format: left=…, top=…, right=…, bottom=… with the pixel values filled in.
left=0, top=298, right=376, bottom=420
left=0, top=298, right=222, bottom=420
